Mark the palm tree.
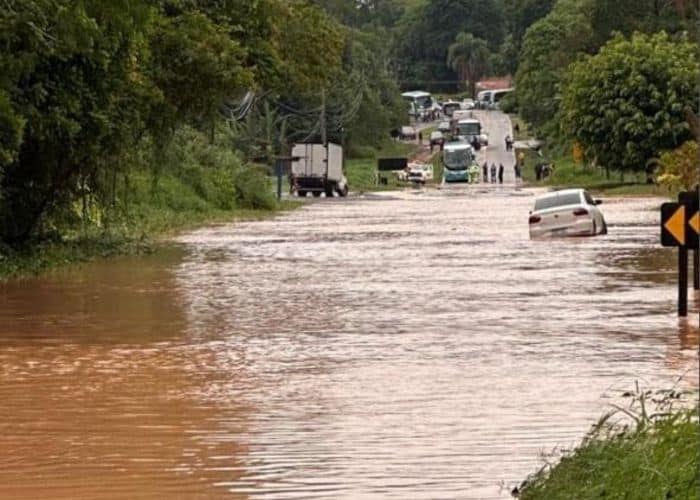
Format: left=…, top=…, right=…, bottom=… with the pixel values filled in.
left=447, top=32, right=491, bottom=97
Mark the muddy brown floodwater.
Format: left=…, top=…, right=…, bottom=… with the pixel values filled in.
left=0, top=188, right=697, bottom=499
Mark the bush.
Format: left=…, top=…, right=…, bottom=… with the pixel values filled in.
left=232, top=165, right=276, bottom=210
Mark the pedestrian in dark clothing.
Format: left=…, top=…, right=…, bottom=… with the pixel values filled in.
left=418, top=131, right=423, bottom=145
left=514, top=123, right=520, bottom=135
left=498, top=163, right=504, bottom=184
left=482, top=162, right=488, bottom=182
left=490, top=163, right=497, bottom=184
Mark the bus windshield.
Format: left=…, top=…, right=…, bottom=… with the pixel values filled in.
left=443, top=148, right=472, bottom=169
left=457, top=122, right=480, bottom=137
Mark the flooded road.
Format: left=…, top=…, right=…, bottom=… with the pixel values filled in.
left=0, top=188, right=697, bottom=499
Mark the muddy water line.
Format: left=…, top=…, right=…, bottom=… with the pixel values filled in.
left=0, top=190, right=697, bottom=499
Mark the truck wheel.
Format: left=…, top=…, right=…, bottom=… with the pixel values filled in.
left=325, top=185, right=334, bottom=197
left=297, top=190, right=307, bottom=197
left=337, top=185, right=348, bottom=197
left=312, top=191, right=321, bottom=198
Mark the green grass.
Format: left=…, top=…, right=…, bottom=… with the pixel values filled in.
left=345, top=141, right=420, bottom=192
left=518, top=390, right=699, bottom=500
left=509, top=114, right=530, bottom=141
left=518, top=150, right=670, bottom=197
left=0, top=169, right=300, bottom=282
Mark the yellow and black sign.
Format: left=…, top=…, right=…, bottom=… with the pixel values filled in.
left=661, top=193, right=700, bottom=248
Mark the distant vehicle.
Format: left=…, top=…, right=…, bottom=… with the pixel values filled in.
left=477, top=88, right=513, bottom=109
left=402, top=90, right=433, bottom=118
left=399, top=126, right=417, bottom=140
left=437, top=121, right=452, bottom=134
left=529, top=189, right=607, bottom=238
left=407, top=163, right=434, bottom=184
left=441, top=100, right=461, bottom=117
left=476, top=90, right=492, bottom=109
left=461, top=98, right=475, bottom=110
left=452, top=109, right=473, bottom=121
left=442, top=142, right=475, bottom=183
left=456, top=118, right=488, bottom=148
left=291, top=143, right=349, bottom=198
left=429, top=130, right=445, bottom=148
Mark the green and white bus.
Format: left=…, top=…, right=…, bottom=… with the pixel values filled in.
left=443, top=142, right=475, bottom=183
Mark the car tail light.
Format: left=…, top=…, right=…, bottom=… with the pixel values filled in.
left=528, top=215, right=541, bottom=224
left=573, top=208, right=588, bottom=216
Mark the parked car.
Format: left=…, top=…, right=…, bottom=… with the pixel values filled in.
left=437, top=121, right=452, bottom=134
left=429, top=131, right=445, bottom=148
left=399, top=126, right=417, bottom=141
left=407, top=163, right=434, bottom=184
left=441, top=101, right=461, bottom=117
left=461, top=98, right=475, bottom=110
left=529, top=189, right=607, bottom=238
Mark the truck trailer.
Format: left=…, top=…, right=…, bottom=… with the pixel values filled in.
left=290, top=143, right=349, bottom=197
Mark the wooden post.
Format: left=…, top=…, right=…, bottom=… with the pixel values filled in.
left=679, top=247, right=688, bottom=317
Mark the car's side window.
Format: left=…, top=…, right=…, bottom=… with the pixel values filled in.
left=583, top=192, right=595, bottom=205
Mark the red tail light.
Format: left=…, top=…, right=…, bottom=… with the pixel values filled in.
left=573, top=208, right=588, bottom=216
left=528, top=215, right=541, bottom=224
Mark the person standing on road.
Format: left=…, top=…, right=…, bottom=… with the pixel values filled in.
left=490, top=163, right=497, bottom=184
left=498, top=163, right=504, bottom=184
left=482, top=162, right=488, bottom=182
left=418, top=131, right=423, bottom=145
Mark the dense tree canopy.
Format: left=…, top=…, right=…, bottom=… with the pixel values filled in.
left=560, top=32, right=699, bottom=173
left=1, top=0, right=698, bottom=245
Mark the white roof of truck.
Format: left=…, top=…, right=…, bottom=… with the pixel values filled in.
left=443, top=142, right=473, bottom=152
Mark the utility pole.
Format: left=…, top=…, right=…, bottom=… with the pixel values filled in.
left=320, top=88, right=327, bottom=146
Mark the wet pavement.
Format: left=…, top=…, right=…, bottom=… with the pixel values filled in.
left=0, top=110, right=697, bottom=499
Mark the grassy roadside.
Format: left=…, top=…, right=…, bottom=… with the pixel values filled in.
left=517, top=389, right=699, bottom=499
left=509, top=114, right=670, bottom=197
left=0, top=170, right=301, bottom=283
left=345, top=140, right=422, bottom=192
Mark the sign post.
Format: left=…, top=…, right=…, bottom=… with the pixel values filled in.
left=660, top=191, right=700, bottom=317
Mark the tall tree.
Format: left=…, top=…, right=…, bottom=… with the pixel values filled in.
left=447, top=33, right=491, bottom=96
left=394, top=0, right=505, bottom=90
left=560, top=32, right=699, bottom=174
left=0, top=0, right=155, bottom=242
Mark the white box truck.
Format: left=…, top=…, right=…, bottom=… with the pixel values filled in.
left=290, top=143, right=349, bottom=197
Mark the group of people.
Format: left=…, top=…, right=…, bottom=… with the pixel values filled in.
left=482, top=162, right=505, bottom=184
left=478, top=161, right=523, bottom=184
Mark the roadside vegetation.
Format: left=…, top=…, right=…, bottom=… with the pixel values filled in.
left=0, top=1, right=408, bottom=280
left=517, top=386, right=699, bottom=499
left=509, top=0, right=699, bottom=198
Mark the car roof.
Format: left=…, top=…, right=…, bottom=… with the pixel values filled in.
left=535, top=188, right=586, bottom=203
left=535, top=189, right=584, bottom=200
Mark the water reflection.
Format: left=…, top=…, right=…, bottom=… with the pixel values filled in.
left=0, top=191, right=697, bottom=499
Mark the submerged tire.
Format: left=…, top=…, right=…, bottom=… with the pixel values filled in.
left=297, top=190, right=307, bottom=197
left=312, top=191, right=321, bottom=198
left=601, top=220, right=608, bottom=235
left=337, top=185, right=349, bottom=197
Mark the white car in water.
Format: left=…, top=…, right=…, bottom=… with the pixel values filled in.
left=529, top=189, right=607, bottom=238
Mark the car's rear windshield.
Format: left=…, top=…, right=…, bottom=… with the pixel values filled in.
left=534, top=192, right=581, bottom=211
